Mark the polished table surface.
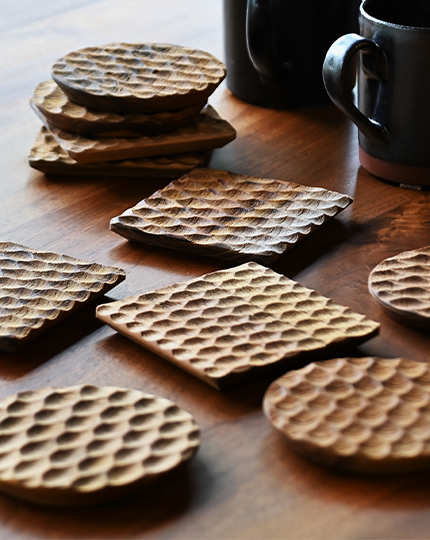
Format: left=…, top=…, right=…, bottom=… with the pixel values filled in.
left=1, top=1, right=430, bottom=538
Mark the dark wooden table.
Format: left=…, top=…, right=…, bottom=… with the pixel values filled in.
left=1, top=1, right=430, bottom=538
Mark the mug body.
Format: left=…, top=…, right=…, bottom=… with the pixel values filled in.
left=223, top=0, right=359, bottom=109
left=358, top=0, right=430, bottom=182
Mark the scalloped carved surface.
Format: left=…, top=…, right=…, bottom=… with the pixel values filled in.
left=42, top=105, right=236, bottom=164
left=30, top=80, right=205, bottom=137
left=0, top=242, right=126, bottom=352
left=110, top=168, right=352, bottom=264
left=51, top=42, right=226, bottom=113
left=263, top=357, right=430, bottom=472
left=368, top=245, right=430, bottom=329
left=96, top=262, right=379, bottom=389
left=0, top=385, right=200, bottom=505
left=29, top=127, right=208, bottom=178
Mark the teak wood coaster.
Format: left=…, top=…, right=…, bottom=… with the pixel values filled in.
left=29, top=126, right=209, bottom=178
left=30, top=80, right=205, bottom=137
left=0, top=385, right=200, bottom=505
left=51, top=42, right=226, bottom=113
left=96, top=262, right=379, bottom=389
left=42, top=106, right=236, bottom=164
left=110, top=168, right=352, bottom=264
left=368, top=245, right=430, bottom=329
left=0, top=242, right=126, bottom=352
left=263, top=357, right=430, bottom=473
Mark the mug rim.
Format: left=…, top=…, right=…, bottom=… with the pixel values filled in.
left=361, top=0, right=430, bottom=32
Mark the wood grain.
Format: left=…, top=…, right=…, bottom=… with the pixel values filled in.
left=1, top=0, right=430, bottom=538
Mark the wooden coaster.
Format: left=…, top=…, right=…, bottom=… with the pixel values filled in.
left=29, top=126, right=209, bottom=178
left=263, top=357, right=430, bottom=473
left=30, top=80, right=205, bottom=137
left=96, top=262, right=379, bottom=389
left=0, top=242, right=126, bottom=352
left=368, top=246, right=430, bottom=329
left=40, top=105, right=235, bottom=164
left=110, top=168, right=352, bottom=264
left=0, top=385, right=200, bottom=505
left=51, top=42, right=226, bottom=113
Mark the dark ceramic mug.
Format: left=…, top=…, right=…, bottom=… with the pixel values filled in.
left=223, top=0, right=360, bottom=109
left=323, top=0, right=430, bottom=187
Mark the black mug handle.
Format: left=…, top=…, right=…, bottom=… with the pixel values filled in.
left=246, top=0, right=290, bottom=82
left=322, top=33, right=389, bottom=142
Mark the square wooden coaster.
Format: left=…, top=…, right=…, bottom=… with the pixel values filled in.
left=29, top=127, right=209, bottom=178
left=110, top=168, right=352, bottom=264
left=96, top=262, right=379, bottom=389
left=40, top=105, right=236, bottom=163
left=0, top=242, right=126, bottom=352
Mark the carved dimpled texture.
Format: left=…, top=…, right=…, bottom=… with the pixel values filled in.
left=263, top=357, right=430, bottom=472
left=368, top=245, right=430, bottom=329
left=51, top=42, right=226, bottom=113
left=29, top=126, right=208, bottom=178
left=30, top=80, right=205, bottom=137
left=0, top=385, right=200, bottom=505
left=42, top=106, right=236, bottom=163
left=0, top=242, right=126, bottom=352
left=110, top=168, right=353, bottom=264
left=96, top=262, right=379, bottom=389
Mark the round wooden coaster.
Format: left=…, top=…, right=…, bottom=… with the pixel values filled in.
left=51, top=42, right=226, bottom=113
left=0, top=385, right=200, bottom=505
left=368, top=245, right=430, bottom=329
left=263, top=357, right=430, bottom=473
left=31, top=80, right=205, bottom=137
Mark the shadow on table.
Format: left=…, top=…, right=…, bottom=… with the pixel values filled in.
left=271, top=217, right=359, bottom=280
left=98, top=330, right=372, bottom=423
left=0, top=460, right=205, bottom=539
left=0, top=298, right=108, bottom=381
left=263, top=428, right=430, bottom=510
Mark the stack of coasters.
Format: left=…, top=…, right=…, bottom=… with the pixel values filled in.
left=28, top=42, right=235, bottom=178
left=110, top=168, right=353, bottom=264
left=96, top=262, right=379, bottom=389
left=263, top=356, right=430, bottom=473
left=0, top=242, right=126, bottom=352
left=0, top=384, right=200, bottom=505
